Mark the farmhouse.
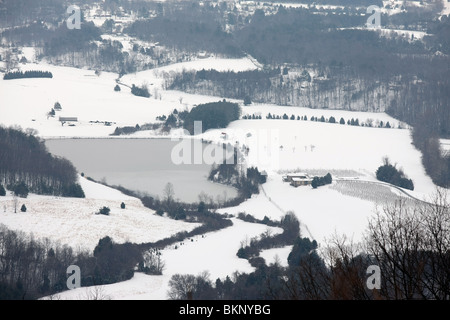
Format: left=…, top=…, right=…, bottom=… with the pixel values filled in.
left=59, top=117, right=78, bottom=126
left=282, top=173, right=313, bottom=187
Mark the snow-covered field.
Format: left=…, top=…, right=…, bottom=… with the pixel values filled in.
left=0, top=57, right=444, bottom=300
left=0, top=175, right=200, bottom=252
left=0, top=58, right=257, bottom=138
left=44, top=218, right=282, bottom=300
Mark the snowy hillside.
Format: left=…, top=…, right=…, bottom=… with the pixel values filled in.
left=0, top=175, right=200, bottom=252
left=43, top=218, right=282, bottom=300
left=0, top=58, right=257, bottom=138
left=0, top=56, right=444, bottom=300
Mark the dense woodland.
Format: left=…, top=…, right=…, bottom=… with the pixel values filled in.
left=183, top=100, right=241, bottom=134
left=0, top=225, right=142, bottom=299
left=0, top=127, right=84, bottom=197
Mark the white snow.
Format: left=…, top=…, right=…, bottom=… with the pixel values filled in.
left=0, top=56, right=445, bottom=300
left=0, top=176, right=200, bottom=252
left=0, top=58, right=258, bottom=138
left=44, top=218, right=282, bottom=300
left=259, top=246, right=293, bottom=267
left=440, top=0, right=450, bottom=16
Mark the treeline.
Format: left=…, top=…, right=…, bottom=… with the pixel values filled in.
left=168, top=191, right=450, bottom=300
left=412, top=117, right=450, bottom=188
left=0, top=225, right=142, bottom=299
left=312, top=173, right=332, bottom=189
left=0, top=0, right=65, bottom=28
left=0, top=127, right=84, bottom=197
left=125, top=3, right=242, bottom=57
left=266, top=0, right=383, bottom=6
left=168, top=69, right=278, bottom=101
left=245, top=112, right=394, bottom=128
left=3, top=70, right=53, bottom=80
left=236, top=212, right=301, bottom=267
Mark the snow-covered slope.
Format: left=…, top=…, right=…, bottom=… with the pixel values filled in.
left=44, top=218, right=282, bottom=300
left=0, top=176, right=200, bottom=252
left=1, top=56, right=444, bottom=300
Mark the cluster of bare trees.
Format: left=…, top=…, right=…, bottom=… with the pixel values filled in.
left=276, top=189, right=450, bottom=300
left=167, top=189, right=449, bottom=300
left=0, top=225, right=88, bottom=299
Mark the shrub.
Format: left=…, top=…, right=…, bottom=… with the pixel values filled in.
left=376, top=158, right=414, bottom=190
left=12, top=182, right=29, bottom=198
left=62, top=183, right=85, bottom=198
left=311, top=173, right=332, bottom=189
left=114, top=84, right=121, bottom=92
left=131, top=84, right=150, bottom=98
left=20, top=204, right=27, bottom=212
left=121, top=202, right=125, bottom=209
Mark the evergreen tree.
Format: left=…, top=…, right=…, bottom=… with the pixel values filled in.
left=243, top=95, right=252, bottom=106
left=98, top=206, right=110, bottom=215
left=114, top=84, right=121, bottom=92
left=0, top=185, right=5, bottom=196
left=13, top=182, right=29, bottom=198
left=121, top=202, right=126, bottom=209
left=20, top=204, right=27, bottom=212
left=340, top=117, right=345, bottom=124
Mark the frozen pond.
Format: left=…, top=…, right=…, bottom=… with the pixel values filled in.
left=45, top=138, right=238, bottom=203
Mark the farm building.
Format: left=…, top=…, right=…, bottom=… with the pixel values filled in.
left=282, top=173, right=313, bottom=187
left=59, top=117, right=78, bottom=126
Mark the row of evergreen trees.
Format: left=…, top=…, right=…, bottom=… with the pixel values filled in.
left=245, top=113, right=393, bottom=128
left=3, top=70, right=53, bottom=80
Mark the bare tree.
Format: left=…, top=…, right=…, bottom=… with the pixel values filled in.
left=13, top=194, right=18, bottom=213
left=142, top=249, right=165, bottom=275
left=167, top=274, right=197, bottom=300
left=82, top=286, right=111, bottom=300
left=163, top=182, right=175, bottom=204
left=365, top=189, right=450, bottom=299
